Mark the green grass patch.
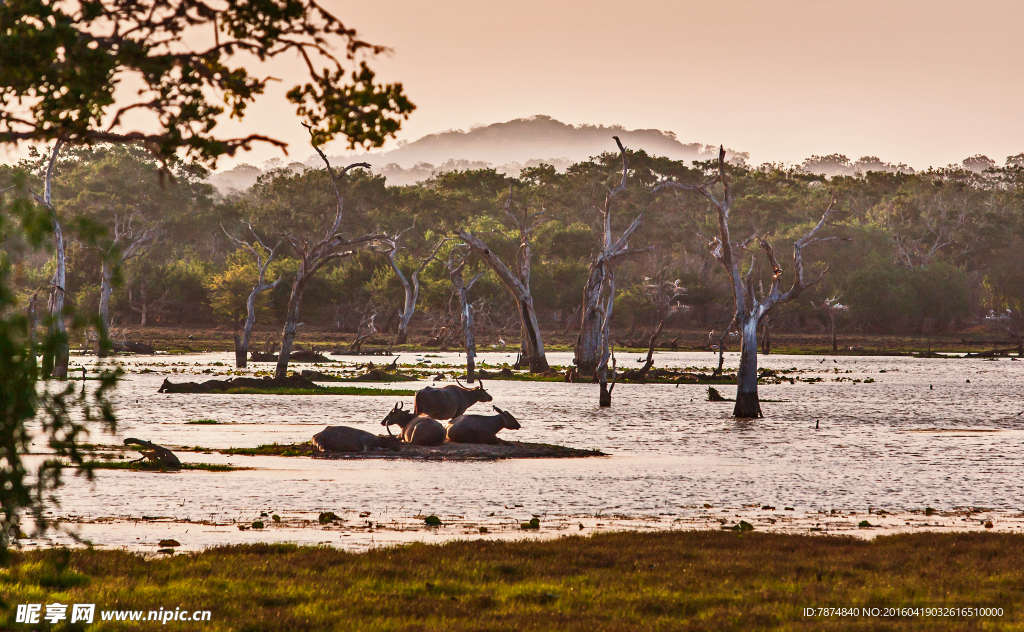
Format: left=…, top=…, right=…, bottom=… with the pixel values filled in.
left=219, top=443, right=318, bottom=457
left=186, top=419, right=219, bottom=425
left=3, top=531, right=1023, bottom=630
left=83, top=461, right=242, bottom=472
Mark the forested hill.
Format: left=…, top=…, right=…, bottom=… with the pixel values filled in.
left=208, top=115, right=747, bottom=192
left=338, top=115, right=744, bottom=173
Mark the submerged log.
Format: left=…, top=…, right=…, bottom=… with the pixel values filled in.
left=111, top=340, right=156, bottom=354
left=123, top=438, right=182, bottom=470
left=250, top=350, right=335, bottom=363
left=476, top=367, right=515, bottom=379
left=707, top=386, right=727, bottom=402
left=157, top=374, right=320, bottom=393
left=347, top=368, right=417, bottom=382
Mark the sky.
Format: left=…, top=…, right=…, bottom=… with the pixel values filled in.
left=4, top=0, right=1023, bottom=171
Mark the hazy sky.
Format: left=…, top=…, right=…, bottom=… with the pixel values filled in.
left=5, top=0, right=1023, bottom=170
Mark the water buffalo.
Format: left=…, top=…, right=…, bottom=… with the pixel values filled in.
left=446, top=405, right=521, bottom=444
left=312, top=426, right=401, bottom=453
left=414, top=381, right=492, bottom=420
left=381, top=402, right=446, bottom=446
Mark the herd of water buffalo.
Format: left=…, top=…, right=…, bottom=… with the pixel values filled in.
left=311, top=382, right=522, bottom=453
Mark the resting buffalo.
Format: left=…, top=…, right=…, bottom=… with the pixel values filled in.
left=312, top=426, right=401, bottom=453
left=381, top=403, right=446, bottom=446
left=446, top=405, right=521, bottom=444
left=414, top=382, right=492, bottom=420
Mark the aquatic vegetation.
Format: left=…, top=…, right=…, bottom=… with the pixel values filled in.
left=83, top=461, right=241, bottom=472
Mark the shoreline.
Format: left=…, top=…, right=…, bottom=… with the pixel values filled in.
left=20, top=505, right=1024, bottom=555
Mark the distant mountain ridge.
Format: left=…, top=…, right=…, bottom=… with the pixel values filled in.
left=208, top=115, right=744, bottom=192
left=340, top=114, right=738, bottom=167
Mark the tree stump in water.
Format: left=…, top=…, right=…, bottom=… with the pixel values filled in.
left=707, top=386, right=727, bottom=402
left=124, top=438, right=182, bottom=470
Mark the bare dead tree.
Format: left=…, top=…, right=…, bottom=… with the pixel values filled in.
left=95, top=212, right=157, bottom=355
left=885, top=186, right=970, bottom=270
left=710, top=317, right=737, bottom=379
left=26, top=293, right=39, bottom=366
left=128, top=286, right=169, bottom=326
left=349, top=305, right=380, bottom=352
left=442, top=245, right=485, bottom=382
left=31, top=141, right=68, bottom=377
left=561, top=304, right=582, bottom=336
left=457, top=186, right=549, bottom=372
left=425, top=302, right=458, bottom=349
left=573, top=137, right=652, bottom=404
left=636, top=320, right=664, bottom=382
left=274, top=135, right=378, bottom=379
left=222, top=222, right=282, bottom=368
left=812, top=296, right=848, bottom=354
left=371, top=224, right=447, bottom=344
left=656, top=147, right=848, bottom=417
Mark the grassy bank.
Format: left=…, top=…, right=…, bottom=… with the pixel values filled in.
left=2, top=531, right=1022, bottom=630
left=217, top=440, right=606, bottom=460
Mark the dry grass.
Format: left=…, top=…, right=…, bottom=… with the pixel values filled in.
left=2, top=531, right=1022, bottom=630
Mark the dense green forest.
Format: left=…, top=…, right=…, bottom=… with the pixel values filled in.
left=2, top=142, right=1023, bottom=345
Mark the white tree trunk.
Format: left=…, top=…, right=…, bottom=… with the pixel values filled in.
left=734, top=317, right=762, bottom=418
left=655, top=146, right=846, bottom=418
left=596, top=275, right=615, bottom=406
left=275, top=273, right=305, bottom=380
left=573, top=138, right=650, bottom=385
left=27, top=293, right=39, bottom=368
left=374, top=233, right=443, bottom=346
left=48, top=221, right=69, bottom=378
left=96, top=261, right=114, bottom=357
left=238, top=286, right=261, bottom=368
left=458, top=230, right=549, bottom=372
left=459, top=287, right=477, bottom=383
left=576, top=266, right=607, bottom=378
left=39, top=140, right=68, bottom=378
left=390, top=266, right=416, bottom=345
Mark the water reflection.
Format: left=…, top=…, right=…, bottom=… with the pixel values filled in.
left=47, top=351, right=1024, bottom=533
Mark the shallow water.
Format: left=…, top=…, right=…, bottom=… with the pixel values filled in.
left=27, top=350, right=1024, bottom=551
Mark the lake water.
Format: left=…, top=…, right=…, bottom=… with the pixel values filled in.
left=25, top=350, right=1024, bottom=552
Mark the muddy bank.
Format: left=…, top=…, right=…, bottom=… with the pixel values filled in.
left=156, top=375, right=414, bottom=396
left=220, top=441, right=606, bottom=460
left=158, top=374, right=319, bottom=393
left=249, top=350, right=335, bottom=363
left=32, top=505, right=1024, bottom=555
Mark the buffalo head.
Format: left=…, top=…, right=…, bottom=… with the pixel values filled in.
left=473, top=380, right=493, bottom=403
left=492, top=405, right=521, bottom=430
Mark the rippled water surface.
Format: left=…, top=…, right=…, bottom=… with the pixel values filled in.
left=38, top=351, right=1024, bottom=549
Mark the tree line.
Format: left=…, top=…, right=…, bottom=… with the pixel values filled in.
left=3, top=142, right=1023, bottom=357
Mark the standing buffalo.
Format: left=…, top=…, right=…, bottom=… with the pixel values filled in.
left=446, top=405, right=521, bottom=444
left=312, top=426, right=401, bottom=453
left=381, top=402, right=446, bottom=446
left=414, top=381, right=492, bottom=420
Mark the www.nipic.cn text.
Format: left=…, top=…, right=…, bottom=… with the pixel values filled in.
left=15, top=603, right=212, bottom=625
